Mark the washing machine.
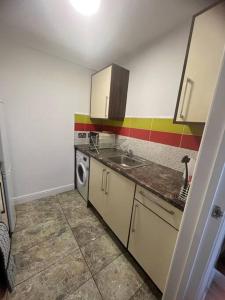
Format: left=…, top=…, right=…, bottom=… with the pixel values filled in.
left=76, top=150, right=89, bottom=201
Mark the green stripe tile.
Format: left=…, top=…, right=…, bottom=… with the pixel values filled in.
left=129, top=118, right=152, bottom=130
left=152, top=118, right=184, bottom=134
left=183, top=124, right=205, bottom=136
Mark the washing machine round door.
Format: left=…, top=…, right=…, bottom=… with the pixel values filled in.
left=76, top=162, right=87, bottom=186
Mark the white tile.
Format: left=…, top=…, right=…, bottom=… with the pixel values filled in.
left=117, top=135, right=198, bottom=172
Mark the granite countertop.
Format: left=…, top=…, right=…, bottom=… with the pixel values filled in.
left=75, top=145, right=185, bottom=211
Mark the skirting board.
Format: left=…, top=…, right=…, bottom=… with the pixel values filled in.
left=13, top=184, right=74, bottom=204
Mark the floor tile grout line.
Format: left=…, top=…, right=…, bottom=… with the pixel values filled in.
left=60, top=194, right=141, bottom=299
left=60, top=200, right=125, bottom=275
left=127, top=283, right=144, bottom=300
left=75, top=230, right=106, bottom=249
left=79, top=244, right=104, bottom=300
left=12, top=192, right=99, bottom=295
left=13, top=191, right=157, bottom=299
left=13, top=196, right=78, bottom=288
left=60, top=197, right=125, bottom=277
left=14, top=247, right=79, bottom=287
left=63, top=277, right=96, bottom=300
left=80, top=239, right=123, bottom=277
left=58, top=196, right=105, bottom=300
left=13, top=201, right=63, bottom=234
left=12, top=221, right=69, bottom=255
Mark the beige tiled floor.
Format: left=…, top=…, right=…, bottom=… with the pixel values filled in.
left=8, top=190, right=161, bottom=300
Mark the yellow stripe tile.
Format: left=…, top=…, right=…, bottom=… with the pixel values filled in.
left=74, top=114, right=95, bottom=124
left=74, top=114, right=89, bottom=123
left=183, top=124, right=205, bottom=136
left=101, top=119, right=124, bottom=127
left=122, top=118, right=132, bottom=128
left=74, top=114, right=204, bottom=137
left=152, top=118, right=184, bottom=134
left=129, top=118, right=152, bottom=130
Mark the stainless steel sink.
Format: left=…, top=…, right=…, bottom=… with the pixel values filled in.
left=108, top=155, right=149, bottom=169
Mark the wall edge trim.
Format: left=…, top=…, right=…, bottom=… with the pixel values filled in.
left=13, top=184, right=74, bottom=204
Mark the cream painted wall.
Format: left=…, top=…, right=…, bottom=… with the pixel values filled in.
left=118, top=23, right=191, bottom=117
left=0, top=40, right=92, bottom=201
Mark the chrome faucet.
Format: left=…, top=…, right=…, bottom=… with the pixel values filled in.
left=126, top=149, right=134, bottom=157
left=90, top=136, right=100, bottom=155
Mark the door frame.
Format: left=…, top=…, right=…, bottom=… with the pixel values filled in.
left=163, top=54, right=225, bottom=299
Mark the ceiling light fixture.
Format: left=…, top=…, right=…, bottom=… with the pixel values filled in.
left=70, top=0, right=101, bottom=16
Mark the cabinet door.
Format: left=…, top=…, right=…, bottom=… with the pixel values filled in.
left=176, top=2, right=225, bottom=123
left=89, top=158, right=107, bottom=217
left=104, top=169, right=135, bottom=246
left=128, top=200, right=178, bottom=292
left=90, top=66, right=112, bottom=119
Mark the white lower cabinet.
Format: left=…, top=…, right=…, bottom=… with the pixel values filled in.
left=89, top=158, right=135, bottom=246
left=104, top=167, right=135, bottom=246
left=89, top=158, right=107, bottom=218
left=128, top=199, right=178, bottom=292
left=89, top=158, right=181, bottom=292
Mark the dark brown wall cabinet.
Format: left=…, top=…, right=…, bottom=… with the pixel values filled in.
left=90, top=64, right=129, bottom=120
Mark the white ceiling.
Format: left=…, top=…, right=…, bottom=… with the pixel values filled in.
left=0, top=0, right=215, bottom=69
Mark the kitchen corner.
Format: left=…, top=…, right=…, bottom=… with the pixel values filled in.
left=75, top=141, right=184, bottom=292
left=75, top=145, right=185, bottom=211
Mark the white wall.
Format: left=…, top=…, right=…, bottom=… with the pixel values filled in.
left=0, top=40, right=92, bottom=201
left=119, top=23, right=191, bottom=117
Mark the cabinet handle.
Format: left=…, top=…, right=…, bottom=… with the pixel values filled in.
left=101, top=169, right=106, bottom=191
left=139, top=190, right=175, bottom=215
left=105, top=96, right=109, bottom=118
left=0, top=182, right=5, bottom=214
left=105, top=171, right=110, bottom=195
left=180, top=77, right=194, bottom=119
left=132, top=204, right=139, bottom=232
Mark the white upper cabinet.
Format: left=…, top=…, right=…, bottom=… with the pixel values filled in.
left=90, top=64, right=129, bottom=120
left=90, top=66, right=112, bottom=119
left=174, top=2, right=225, bottom=123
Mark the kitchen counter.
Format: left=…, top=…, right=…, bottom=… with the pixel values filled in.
left=75, top=145, right=185, bottom=211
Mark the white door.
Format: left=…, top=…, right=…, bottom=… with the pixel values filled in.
left=90, top=66, right=112, bottom=119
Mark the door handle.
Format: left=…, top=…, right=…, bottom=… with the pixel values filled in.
left=180, top=77, right=194, bottom=119
left=105, top=96, right=109, bottom=118
left=132, top=204, right=139, bottom=233
left=105, top=171, right=110, bottom=195
left=0, top=182, right=5, bottom=214
left=212, top=205, right=224, bottom=219
left=101, top=169, right=106, bottom=191
left=139, top=190, right=175, bottom=215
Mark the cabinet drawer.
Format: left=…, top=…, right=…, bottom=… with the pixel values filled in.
left=135, top=185, right=182, bottom=230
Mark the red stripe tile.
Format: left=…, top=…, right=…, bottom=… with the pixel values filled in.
left=129, top=128, right=150, bottom=140
left=74, top=123, right=201, bottom=150
left=74, top=123, right=100, bottom=131
left=117, top=127, right=130, bottom=136
left=101, top=125, right=119, bottom=134
left=102, top=125, right=131, bottom=136
left=181, top=135, right=201, bottom=151
left=75, top=123, right=86, bottom=131
left=150, top=131, right=181, bottom=147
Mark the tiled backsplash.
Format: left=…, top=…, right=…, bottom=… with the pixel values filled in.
left=74, top=114, right=204, bottom=172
